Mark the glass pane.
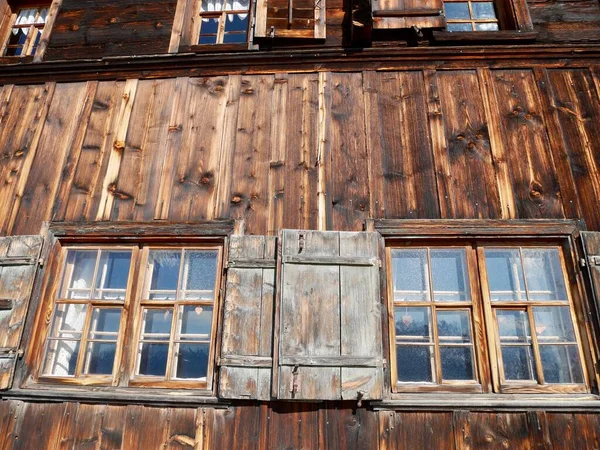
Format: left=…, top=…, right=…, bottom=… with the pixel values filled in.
left=396, top=345, right=434, bottom=382
left=430, top=249, right=470, bottom=301
left=49, top=303, right=87, bottom=339
left=223, top=32, right=247, bottom=44
left=484, top=249, right=526, bottom=301
left=496, top=309, right=531, bottom=343
left=472, top=2, right=496, bottom=19
left=182, top=250, right=218, bottom=299
left=226, top=0, right=249, bottom=10
left=63, top=250, right=97, bottom=298
left=440, top=347, right=474, bottom=380
left=43, top=340, right=80, bottom=376
left=143, top=309, right=173, bottom=337
left=394, top=307, right=431, bottom=341
left=224, top=14, right=248, bottom=32
left=391, top=249, right=429, bottom=301
left=533, top=306, right=576, bottom=343
left=180, top=306, right=213, bottom=337
left=199, top=17, right=219, bottom=36
left=437, top=310, right=472, bottom=343
left=88, top=308, right=121, bottom=338
left=199, top=34, right=218, bottom=45
left=147, top=250, right=180, bottom=299
left=540, top=345, right=583, bottom=384
left=5, top=29, right=27, bottom=56
left=444, top=2, right=470, bottom=19
left=522, top=248, right=567, bottom=301
left=501, top=346, right=536, bottom=381
left=447, top=23, right=473, bottom=32
left=201, top=0, right=223, bottom=11
left=174, top=343, right=210, bottom=379
left=475, top=22, right=499, bottom=31
left=138, top=343, right=169, bottom=376
left=84, top=342, right=116, bottom=375
left=95, top=251, right=131, bottom=297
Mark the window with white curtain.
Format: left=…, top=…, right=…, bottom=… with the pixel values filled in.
left=3, top=6, right=49, bottom=56
left=197, top=0, right=250, bottom=44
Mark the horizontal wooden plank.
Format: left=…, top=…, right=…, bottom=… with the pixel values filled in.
left=226, top=259, right=277, bottom=269
left=282, top=255, right=379, bottom=266
left=218, top=356, right=273, bottom=368
left=432, top=31, right=539, bottom=43
left=372, top=8, right=442, bottom=17
left=375, top=219, right=580, bottom=237
left=280, top=356, right=383, bottom=367
left=0, top=257, right=38, bottom=267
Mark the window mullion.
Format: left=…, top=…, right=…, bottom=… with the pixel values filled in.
left=527, top=305, right=545, bottom=384
left=74, top=302, right=94, bottom=377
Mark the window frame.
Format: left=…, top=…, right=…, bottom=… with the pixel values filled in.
left=23, top=221, right=233, bottom=395
left=376, top=219, right=599, bottom=398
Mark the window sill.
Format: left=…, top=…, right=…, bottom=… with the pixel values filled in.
left=432, top=30, right=538, bottom=44
left=0, top=55, right=34, bottom=64
left=374, top=393, right=600, bottom=411
left=186, top=43, right=251, bottom=53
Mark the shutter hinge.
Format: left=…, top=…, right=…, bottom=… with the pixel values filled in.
left=290, top=365, right=300, bottom=397
left=269, top=26, right=275, bottom=38
left=382, top=359, right=387, bottom=371
left=356, top=390, right=365, bottom=408
left=580, top=256, right=600, bottom=268
left=38, top=257, right=44, bottom=267
left=0, top=348, right=23, bottom=358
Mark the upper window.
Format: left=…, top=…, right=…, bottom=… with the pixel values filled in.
left=39, top=244, right=222, bottom=389
left=197, top=0, right=250, bottom=45
left=1, top=4, right=49, bottom=57
left=388, top=242, right=588, bottom=394
left=444, top=0, right=499, bottom=32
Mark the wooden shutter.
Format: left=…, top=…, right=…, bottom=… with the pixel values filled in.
left=254, top=0, right=326, bottom=39
left=219, top=236, right=276, bottom=400
left=581, top=232, right=600, bottom=320
left=371, top=0, right=444, bottom=30
left=274, top=230, right=384, bottom=401
left=0, top=235, right=43, bottom=390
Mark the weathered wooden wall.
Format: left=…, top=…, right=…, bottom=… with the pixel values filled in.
left=1, top=399, right=599, bottom=449
left=1, top=68, right=599, bottom=237
left=529, top=0, right=600, bottom=43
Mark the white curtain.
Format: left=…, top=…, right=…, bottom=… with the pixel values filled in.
left=12, top=8, right=48, bottom=35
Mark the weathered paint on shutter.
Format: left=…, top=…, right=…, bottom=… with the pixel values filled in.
left=254, top=0, right=326, bottom=39
left=582, top=231, right=600, bottom=319
left=218, top=235, right=276, bottom=400
left=275, top=230, right=384, bottom=401
left=0, top=235, right=43, bottom=390
left=371, top=0, right=444, bottom=30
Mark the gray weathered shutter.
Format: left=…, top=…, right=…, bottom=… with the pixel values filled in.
left=0, top=235, right=43, bottom=390
left=581, top=231, right=600, bottom=320
left=274, top=230, right=384, bottom=401
left=218, top=235, right=276, bottom=400
left=371, top=0, right=444, bottom=30
left=254, top=0, right=326, bottom=40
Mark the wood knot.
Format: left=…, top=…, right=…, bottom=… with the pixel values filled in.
left=231, top=195, right=243, bottom=204
left=113, top=141, right=125, bottom=151
left=467, top=141, right=476, bottom=150
left=530, top=189, right=541, bottom=199
left=109, top=17, right=118, bottom=24
left=155, top=22, right=163, bottom=28
left=456, top=134, right=464, bottom=141
left=71, top=24, right=79, bottom=31
left=200, top=176, right=211, bottom=185
left=243, top=88, right=254, bottom=95
left=13, top=149, right=24, bottom=157
left=168, top=124, right=182, bottom=132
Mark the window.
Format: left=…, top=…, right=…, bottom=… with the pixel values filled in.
left=444, top=0, right=499, bottom=32
left=38, top=243, right=222, bottom=389
left=388, top=241, right=589, bottom=394
left=197, top=0, right=250, bottom=45
left=2, top=6, right=48, bottom=56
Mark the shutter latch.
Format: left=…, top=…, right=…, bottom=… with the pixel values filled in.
left=290, top=365, right=300, bottom=397
left=356, top=390, right=365, bottom=408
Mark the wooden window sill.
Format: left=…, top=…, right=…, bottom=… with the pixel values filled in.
left=0, top=56, right=34, bottom=64
left=432, top=30, right=538, bottom=44
left=186, top=44, right=251, bottom=53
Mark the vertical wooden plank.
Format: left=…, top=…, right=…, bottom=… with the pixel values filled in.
left=164, top=408, right=198, bottom=450
left=459, top=412, right=533, bottom=449
left=488, top=70, right=564, bottom=219
left=169, top=0, right=191, bottom=52
left=268, top=403, right=319, bottom=450
left=220, top=75, right=273, bottom=235
left=168, top=76, right=229, bottom=222
left=111, top=78, right=178, bottom=221
left=324, top=404, right=379, bottom=450
left=69, top=403, right=105, bottom=450
left=453, top=410, right=472, bottom=450
left=326, top=72, right=369, bottom=231
left=11, top=402, right=68, bottom=450
left=340, top=232, right=383, bottom=400
left=0, top=84, right=54, bottom=235
left=0, top=400, right=24, bottom=450
left=378, top=410, right=395, bottom=450
left=95, top=79, right=138, bottom=221
left=316, top=72, right=330, bottom=231
left=121, top=405, right=170, bottom=450
left=393, top=412, right=455, bottom=450
left=10, top=82, right=89, bottom=235
left=32, top=0, right=63, bottom=62
left=431, top=70, right=502, bottom=219
left=61, top=81, right=125, bottom=222
left=98, top=404, right=126, bottom=450
left=365, top=70, right=439, bottom=220
left=538, top=68, right=600, bottom=231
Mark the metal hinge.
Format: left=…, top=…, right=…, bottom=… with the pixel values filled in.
left=290, top=365, right=300, bottom=397
left=580, top=256, right=600, bottom=268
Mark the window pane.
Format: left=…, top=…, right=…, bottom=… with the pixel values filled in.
left=440, top=347, right=475, bottom=380
left=394, top=307, right=431, bottom=341
left=223, top=32, right=247, bottom=44
left=472, top=2, right=496, bottom=19
left=94, top=251, right=131, bottom=298
left=49, top=303, right=87, bottom=339
left=182, top=250, right=218, bottom=299
left=201, top=0, right=223, bottom=11
left=199, top=34, right=218, bottom=45
left=84, top=342, right=117, bottom=375
left=522, top=248, right=567, bottom=301
left=147, top=250, right=180, bottom=299
left=444, top=2, right=470, bottom=19
left=199, top=17, right=219, bottom=36
left=174, top=343, right=210, bottom=379
left=43, top=340, right=80, bottom=376
left=391, top=249, right=429, bottom=301
left=437, top=310, right=471, bottom=343
left=447, top=23, right=473, bottom=32
left=143, top=309, right=173, bottom=337
left=540, top=345, right=583, bottom=384
left=180, top=306, right=213, bottom=337
left=533, top=306, right=576, bottom=343
left=138, top=343, right=169, bottom=376
left=501, top=346, right=536, bottom=381
left=224, top=14, right=248, bottom=33
left=474, top=22, right=499, bottom=31
left=63, top=250, right=97, bottom=298
left=484, top=249, right=526, bottom=301
left=496, top=309, right=531, bottom=343
left=225, top=0, right=249, bottom=10
left=430, top=249, right=470, bottom=301
left=396, top=346, right=434, bottom=382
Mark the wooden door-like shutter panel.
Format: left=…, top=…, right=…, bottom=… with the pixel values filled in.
left=218, top=236, right=276, bottom=400
left=254, top=0, right=326, bottom=39
left=275, top=230, right=384, bottom=401
left=371, top=0, right=444, bottom=30
left=0, top=235, right=43, bottom=390
left=582, top=231, right=600, bottom=317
